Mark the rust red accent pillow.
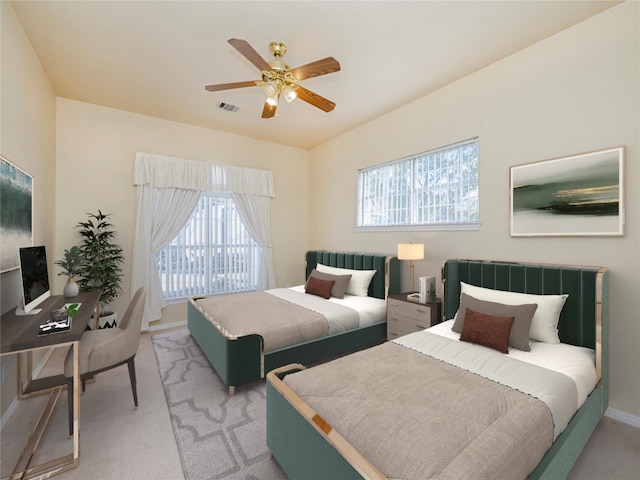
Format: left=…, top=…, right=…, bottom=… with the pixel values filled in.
left=305, top=276, right=335, bottom=299
left=460, top=308, right=515, bottom=354
left=453, top=293, right=537, bottom=351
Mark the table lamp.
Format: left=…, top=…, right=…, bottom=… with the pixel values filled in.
left=397, top=243, right=424, bottom=293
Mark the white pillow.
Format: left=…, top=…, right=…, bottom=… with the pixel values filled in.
left=459, top=282, right=568, bottom=344
left=316, top=263, right=377, bottom=297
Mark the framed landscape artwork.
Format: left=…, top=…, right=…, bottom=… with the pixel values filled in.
left=1, top=155, right=33, bottom=272
left=510, top=147, right=624, bottom=237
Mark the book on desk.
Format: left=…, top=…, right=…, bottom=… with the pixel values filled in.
left=37, top=302, right=81, bottom=336
left=38, top=317, right=72, bottom=336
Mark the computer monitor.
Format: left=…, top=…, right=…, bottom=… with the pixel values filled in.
left=17, top=245, right=51, bottom=315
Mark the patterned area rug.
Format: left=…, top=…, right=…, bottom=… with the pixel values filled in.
left=152, top=330, right=287, bottom=480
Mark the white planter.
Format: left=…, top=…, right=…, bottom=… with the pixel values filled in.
left=98, top=311, right=117, bottom=329
left=63, top=278, right=80, bottom=298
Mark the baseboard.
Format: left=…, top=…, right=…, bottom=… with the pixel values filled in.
left=605, top=407, right=640, bottom=428
left=32, top=347, right=55, bottom=378
left=0, top=348, right=54, bottom=428
left=147, top=319, right=187, bottom=332
left=0, top=397, right=19, bottom=430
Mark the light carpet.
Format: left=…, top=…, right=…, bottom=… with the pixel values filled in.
left=0, top=332, right=184, bottom=480
left=152, top=329, right=286, bottom=480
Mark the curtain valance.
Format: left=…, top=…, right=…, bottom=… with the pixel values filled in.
left=133, top=152, right=275, bottom=197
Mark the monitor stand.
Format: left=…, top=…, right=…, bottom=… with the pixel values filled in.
left=15, top=305, right=42, bottom=316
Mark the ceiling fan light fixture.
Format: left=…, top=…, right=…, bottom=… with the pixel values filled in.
left=266, top=94, right=278, bottom=107
left=263, top=81, right=278, bottom=98
left=283, top=85, right=297, bottom=103
left=206, top=39, right=341, bottom=118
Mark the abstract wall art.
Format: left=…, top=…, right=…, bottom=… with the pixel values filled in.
left=510, top=147, right=624, bottom=237
left=1, top=155, right=33, bottom=272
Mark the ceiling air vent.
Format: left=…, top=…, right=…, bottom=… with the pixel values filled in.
left=216, top=101, right=240, bottom=113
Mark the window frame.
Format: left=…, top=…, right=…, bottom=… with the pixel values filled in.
left=355, top=138, right=480, bottom=232
left=156, top=192, right=260, bottom=303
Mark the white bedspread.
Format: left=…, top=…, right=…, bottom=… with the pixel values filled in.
left=286, top=285, right=387, bottom=328
left=267, top=287, right=360, bottom=334
left=395, top=328, right=580, bottom=440
left=427, top=319, right=597, bottom=409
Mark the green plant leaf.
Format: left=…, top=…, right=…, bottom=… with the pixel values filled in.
left=64, top=303, right=80, bottom=317
left=75, top=210, right=124, bottom=309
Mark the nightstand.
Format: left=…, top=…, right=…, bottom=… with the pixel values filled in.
left=387, top=293, right=442, bottom=340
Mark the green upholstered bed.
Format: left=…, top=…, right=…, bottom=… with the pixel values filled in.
left=266, top=259, right=609, bottom=479
left=187, top=250, right=400, bottom=395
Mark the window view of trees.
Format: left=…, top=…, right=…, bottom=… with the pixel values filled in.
left=358, top=139, right=478, bottom=228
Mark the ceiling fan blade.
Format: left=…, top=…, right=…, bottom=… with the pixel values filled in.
left=205, top=80, right=259, bottom=92
left=261, top=100, right=277, bottom=119
left=290, top=57, right=340, bottom=81
left=295, top=86, right=336, bottom=112
left=228, top=38, right=271, bottom=72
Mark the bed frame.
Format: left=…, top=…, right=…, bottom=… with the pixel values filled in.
left=266, top=259, right=609, bottom=480
left=187, top=250, right=400, bottom=395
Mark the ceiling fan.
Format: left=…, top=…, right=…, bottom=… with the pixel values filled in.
left=205, top=38, right=341, bottom=119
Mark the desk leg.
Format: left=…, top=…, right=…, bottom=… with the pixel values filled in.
left=9, top=341, right=81, bottom=479
left=72, top=339, right=80, bottom=464
left=16, top=352, right=33, bottom=399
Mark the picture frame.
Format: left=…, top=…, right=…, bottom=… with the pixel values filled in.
left=1, top=155, right=34, bottom=272
left=510, top=146, right=624, bottom=237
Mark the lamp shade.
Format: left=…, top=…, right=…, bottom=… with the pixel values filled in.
left=282, top=85, right=297, bottom=103
left=265, top=95, right=278, bottom=106
left=397, top=243, right=424, bottom=261
left=263, top=82, right=278, bottom=97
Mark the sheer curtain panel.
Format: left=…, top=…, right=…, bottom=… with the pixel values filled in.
left=231, top=192, right=276, bottom=291
left=132, top=152, right=276, bottom=330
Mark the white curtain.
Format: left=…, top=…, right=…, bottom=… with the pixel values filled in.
left=131, top=186, right=202, bottom=330
left=132, top=152, right=276, bottom=330
left=231, top=192, right=276, bottom=291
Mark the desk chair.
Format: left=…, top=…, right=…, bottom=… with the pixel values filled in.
left=64, top=287, right=146, bottom=435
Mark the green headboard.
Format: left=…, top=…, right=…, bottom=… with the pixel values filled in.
left=305, top=251, right=401, bottom=299
left=442, top=259, right=608, bottom=351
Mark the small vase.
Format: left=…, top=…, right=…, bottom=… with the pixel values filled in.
left=64, top=277, right=79, bottom=298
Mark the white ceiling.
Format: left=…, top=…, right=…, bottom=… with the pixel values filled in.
left=11, top=1, right=619, bottom=150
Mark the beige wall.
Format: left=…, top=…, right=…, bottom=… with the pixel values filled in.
left=55, top=99, right=310, bottom=326
left=2, top=1, right=638, bottom=422
left=309, top=2, right=639, bottom=417
left=0, top=2, right=57, bottom=417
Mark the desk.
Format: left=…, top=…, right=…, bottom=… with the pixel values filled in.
left=1, top=291, right=100, bottom=480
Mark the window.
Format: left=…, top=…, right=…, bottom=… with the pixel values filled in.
left=156, top=194, right=259, bottom=301
left=357, top=138, right=479, bottom=231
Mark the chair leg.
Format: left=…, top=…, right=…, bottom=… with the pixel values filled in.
left=67, top=378, right=74, bottom=436
left=127, top=357, right=138, bottom=407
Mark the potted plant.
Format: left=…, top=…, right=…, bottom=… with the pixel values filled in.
left=55, top=246, right=84, bottom=298
left=75, top=210, right=124, bottom=328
